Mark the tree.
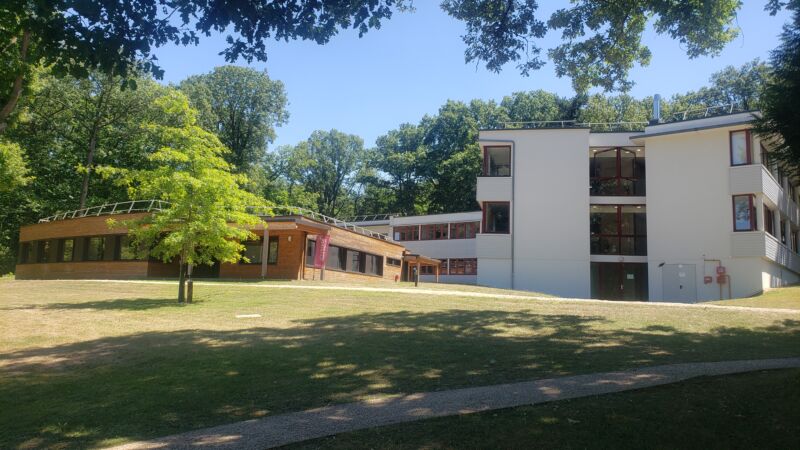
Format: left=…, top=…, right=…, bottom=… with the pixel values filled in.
left=0, top=1, right=410, bottom=132
left=0, top=140, right=31, bottom=192
left=367, top=124, right=429, bottom=215
left=180, top=66, right=289, bottom=172
left=755, top=1, right=800, bottom=173
left=442, top=0, right=742, bottom=91
left=100, top=91, right=265, bottom=302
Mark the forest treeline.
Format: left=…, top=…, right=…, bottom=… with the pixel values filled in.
left=0, top=60, right=768, bottom=271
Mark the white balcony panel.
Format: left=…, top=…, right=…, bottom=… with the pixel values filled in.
left=476, top=176, right=512, bottom=203
left=730, top=165, right=799, bottom=226
left=476, top=233, right=512, bottom=259
left=731, top=231, right=800, bottom=274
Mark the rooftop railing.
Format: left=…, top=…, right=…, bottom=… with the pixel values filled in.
left=499, top=120, right=648, bottom=132
left=37, top=200, right=389, bottom=241
left=339, top=213, right=398, bottom=223
left=667, top=103, right=743, bottom=122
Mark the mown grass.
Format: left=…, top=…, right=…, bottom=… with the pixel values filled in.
left=711, top=285, right=800, bottom=310
left=290, top=369, right=800, bottom=450
left=0, top=279, right=798, bottom=449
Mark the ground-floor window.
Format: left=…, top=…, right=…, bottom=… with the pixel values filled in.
left=448, top=258, right=477, bottom=275
left=590, top=262, right=648, bottom=301
left=305, top=238, right=384, bottom=276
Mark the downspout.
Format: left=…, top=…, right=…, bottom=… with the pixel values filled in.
left=478, top=138, right=516, bottom=289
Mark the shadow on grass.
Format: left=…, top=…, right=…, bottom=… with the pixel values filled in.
left=1, top=310, right=798, bottom=449
left=1, top=297, right=198, bottom=311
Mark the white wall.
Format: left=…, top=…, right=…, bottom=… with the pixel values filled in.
left=479, top=129, right=593, bottom=298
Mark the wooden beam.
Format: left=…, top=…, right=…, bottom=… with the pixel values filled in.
left=260, top=229, right=269, bottom=278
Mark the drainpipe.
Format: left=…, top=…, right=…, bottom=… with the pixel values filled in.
left=478, top=138, right=516, bottom=289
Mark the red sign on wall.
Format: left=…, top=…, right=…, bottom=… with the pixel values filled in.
left=314, top=234, right=331, bottom=269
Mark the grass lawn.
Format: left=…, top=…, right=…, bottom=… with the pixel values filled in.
left=0, top=279, right=798, bottom=449
left=290, top=369, right=800, bottom=450
left=710, top=285, right=800, bottom=310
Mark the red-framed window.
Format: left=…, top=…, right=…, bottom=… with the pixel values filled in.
left=483, top=202, right=510, bottom=234
left=589, top=147, right=645, bottom=196
left=448, top=258, right=477, bottom=275
left=730, top=130, right=752, bottom=166
left=420, top=223, right=449, bottom=240
left=449, top=221, right=480, bottom=239
left=483, top=146, right=511, bottom=177
left=393, top=226, right=419, bottom=241
left=732, top=195, right=757, bottom=231
left=590, top=205, right=647, bottom=256
left=764, top=205, right=775, bottom=236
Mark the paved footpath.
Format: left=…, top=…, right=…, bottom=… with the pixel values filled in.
left=64, top=279, right=800, bottom=314
left=109, top=357, right=800, bottom=450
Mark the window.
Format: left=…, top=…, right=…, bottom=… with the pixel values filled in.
left=733, top=195, right=757, bottom=232
left=484, top=146, right=511, bottom=176
left=36, top=240, right=50, bottom=263
left=483, top=202, right=510, bottom=234
left=267, top=236, right=279, bottom=264
left=590, top=205, right=647, bottom=256
left=420, top=223, right=448, bottom=240
left=730, top=130, right=751, bottom=166
left=420, top=265, right=435, bottom=275
left=764, top=205, right=775, bottom=236
left=347, top=249, right=361, bottom=273
left=241, top=239, right=263, bottom=264
left=386, top=257, right=401, bottom=267
left=306, top=238, right=316, bottom=265
left=781, top=220, right=787, bottom=244
left=448, top=258, right=477, bottom=275
left=450, top=221, right=480, bottom=239
left=59, top=239, right=75, bottom=262
left=326, top=245, right=347, bottom=271
left=85, top=237, right=105, bottom=261
left=393, top=226, right=419, bottom=241
left=590, top=147, right=645, bottom=196
left=364, top=254, right=384, bottom=276
left=117, top=236, right=137, bottom=260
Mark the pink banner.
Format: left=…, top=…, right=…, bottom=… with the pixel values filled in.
left=313, top=235, right=330, bottom=269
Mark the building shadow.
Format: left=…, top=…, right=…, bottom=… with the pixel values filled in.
left=1, top=310, right=798, bottom=449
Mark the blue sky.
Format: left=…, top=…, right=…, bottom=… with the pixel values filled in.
left=153, top=1, right=791, bottom=149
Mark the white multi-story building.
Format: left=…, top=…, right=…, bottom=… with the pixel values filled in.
left=476, top=110, right=800, bottom=301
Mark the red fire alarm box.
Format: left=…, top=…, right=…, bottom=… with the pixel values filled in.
left=717, top=275, right=727, bottom=284
left=716, top=266, right=726, bottom=275
left=704, top=276, right=713, bottom=284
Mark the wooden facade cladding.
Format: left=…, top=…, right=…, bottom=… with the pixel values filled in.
left=18, top=212, right=410, bottom=283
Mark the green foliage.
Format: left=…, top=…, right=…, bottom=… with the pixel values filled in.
left=100, top=92, right=265, bottom=270
left=442, top=0, right=742, bottom=92
left=179, top=66, right=289, bottom=172
left=755, top=1, right=800, bottom=174
left=0, top=139, right=31, bottom=191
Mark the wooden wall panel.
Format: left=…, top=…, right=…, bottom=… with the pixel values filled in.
left=15, top=261, right=149, bottom=280
left=219, top=230, right=306, bottom=280
left=20, top=213, right=148, bottom=241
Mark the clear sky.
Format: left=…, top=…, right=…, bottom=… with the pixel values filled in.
left=152, top=1, right=791, bottom=149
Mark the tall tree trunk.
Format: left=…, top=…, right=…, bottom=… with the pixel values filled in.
left=0, top=30, right=32, bottom=134
left=178, top=257, right=186, bottom=303
left=79, top=133, right=98, bottom=209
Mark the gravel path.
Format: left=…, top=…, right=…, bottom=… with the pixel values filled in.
left=59, top=279, right=800, bottom=314
left=108, top=357, right=800, bottom=450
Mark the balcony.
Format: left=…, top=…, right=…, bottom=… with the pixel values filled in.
left=731, top=231, right=800, bottom=274
left=476, top=176, right=512, bottom=203
left=730, top=164, right=800, bottom=225
left=476, top=233, right=512, bottom=259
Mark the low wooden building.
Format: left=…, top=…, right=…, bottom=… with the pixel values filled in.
left=14, top=203, right=433, bottom=283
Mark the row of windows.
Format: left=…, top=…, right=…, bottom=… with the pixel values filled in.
left=393, top=222, right=480, bottom=241
left=418, top=258, right=478, bottom=276
left=240, top=237, right=279, bottom=265
left=732, top=131, right=799, bottom=203
left=305, top=239, right=384, bottom=277
left=19, top=236, right=138, bottom=264
left=736, top=195, right=800, bottom=251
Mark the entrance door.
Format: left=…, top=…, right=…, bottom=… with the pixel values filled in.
left=591, top=262, right=648, bottom=301
left=662, top=264, right=697, bottom=302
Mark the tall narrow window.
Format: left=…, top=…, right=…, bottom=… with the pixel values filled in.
left=36, top=240, right=51, bottom=263
left=764, top=206, right=775, bottom=236
left=85, top=237, right=105, bottom=261
left=484, top=146, right=511, bottom=176
left=483, top=202, right=510, bottom=234
left=117, top=236, right=137, bottom=260
left=267, top=236, right=279, bottom=264
left=732, top=195, right=756, bottom=231
left=730, top=130, right=751, bottom=166
left=59, top=239, right=75, bottom=262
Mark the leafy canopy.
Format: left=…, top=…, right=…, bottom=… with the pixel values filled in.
left=101, top=91, right=266, bottom=268
left=0, top=140, right=31, bottom=192
left=180, top=66, right=289, bottom=172
left=756, top=0, right=800, bottom=173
